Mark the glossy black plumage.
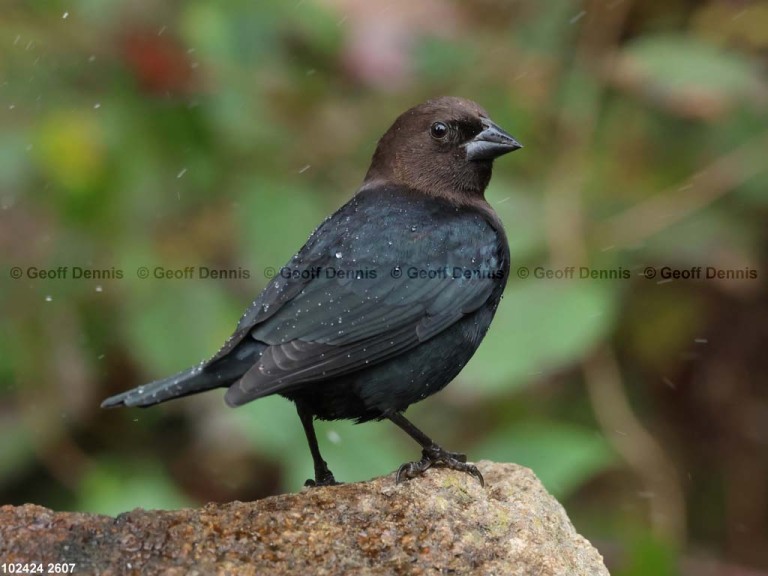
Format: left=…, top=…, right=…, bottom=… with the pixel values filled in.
left=102, top=96, right=521, bottom=486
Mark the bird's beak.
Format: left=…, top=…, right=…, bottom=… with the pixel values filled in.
left=464, top=120, right=522, bottom=161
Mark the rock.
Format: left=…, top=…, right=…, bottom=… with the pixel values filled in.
left=0, top=462, right=608, bottom=575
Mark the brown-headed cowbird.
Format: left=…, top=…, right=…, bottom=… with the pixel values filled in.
left=102, top=96, right=522, bottom=487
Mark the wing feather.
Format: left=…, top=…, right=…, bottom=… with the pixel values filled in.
left=215, top=186, right=507, bottom=406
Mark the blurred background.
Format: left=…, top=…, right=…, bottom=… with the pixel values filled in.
left=1, top=0, right=767, bottom=573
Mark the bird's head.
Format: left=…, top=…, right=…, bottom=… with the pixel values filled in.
left=365, top=96, right=522, bottom=202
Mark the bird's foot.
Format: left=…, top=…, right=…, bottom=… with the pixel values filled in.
left=304, top=469, right=341, bottom=488
left=396, top=445, right=484, bottom=486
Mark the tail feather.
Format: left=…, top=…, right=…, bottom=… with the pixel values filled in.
left=101, top=365, right=219, bottom=408
left=101, top=340, right=263, bottom=408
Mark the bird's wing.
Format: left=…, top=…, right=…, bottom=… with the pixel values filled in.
left=216, top=187, right=506, bottom=405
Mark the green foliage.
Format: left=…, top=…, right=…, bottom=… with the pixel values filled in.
left=464, top=281, right=616, bottom=393
left=233, top=396, right=408, bottom=488
left=121, top=279, right=240, bottom=377
left=622, top=35, right=759, bottom=101
left=477, top=420, right=616, bottom=499
left=0, top=420, right=35, bottom=490
left=235, top=175, right=330, bottom=271
left=615, top=532, right=677, bottom=576
left=79, top=461, right=193, bottom=515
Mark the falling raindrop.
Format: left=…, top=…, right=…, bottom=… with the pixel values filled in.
left=45, top=295, right=53, bottom=302
left=569, top=10, right=586, bottom=24
left=95, top=285, right=103, bottom=292
left=62, top=11, right=69, bottom=19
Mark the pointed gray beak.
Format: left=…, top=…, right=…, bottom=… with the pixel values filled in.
left=464, top=119, right=522, bottom=161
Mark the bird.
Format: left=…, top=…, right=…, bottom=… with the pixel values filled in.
left=102, top=96, right=522, bottom=487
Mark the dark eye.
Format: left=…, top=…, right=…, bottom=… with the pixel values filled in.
left=430, top=121, right=448, bottom=140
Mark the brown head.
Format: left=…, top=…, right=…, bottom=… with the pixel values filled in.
left=364, top=96, right=522, bottom=202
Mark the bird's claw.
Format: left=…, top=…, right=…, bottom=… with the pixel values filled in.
left=304, top=470, right=341, bottom=488
left=396, top=445, right=484, bottom=486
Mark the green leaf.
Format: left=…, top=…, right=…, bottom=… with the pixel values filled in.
left=231, top=396, right=306, bottom=458
left=516, top=0, right=583, bottom=55
left=415, top=37, right=475, bottom=81
left=79, top=461, right=193, bottom=515
left=304, top=419, right=405, bottom=487
left=643, top=208, right=760, bottom=271
left=476, top=421, right=616, bottom=499
left=616, top=532, right=677, bottom=576
left=235, top=176, right=330, bottom=272
left=121, top=278, right=240, bottom=378
left=486, top=181, right=545, bottom=260
left=462, top=281, right=617, bottom=394
left=232, top=397, right=407, bottom=488
left=621, top=35, right=759, bottom=101
left=0, top=419, right=35, bottom=490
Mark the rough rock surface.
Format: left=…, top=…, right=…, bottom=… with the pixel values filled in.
left=0, top=461, right=608, bottom=575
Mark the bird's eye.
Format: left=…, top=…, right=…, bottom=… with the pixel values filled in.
left=430, top=121, right=448, bottom=140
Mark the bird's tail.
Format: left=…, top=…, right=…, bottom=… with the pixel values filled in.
left=101, top=339, right=263, bottom=408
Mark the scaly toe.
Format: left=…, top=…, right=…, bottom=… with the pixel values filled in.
left=444, top=460, right=484, bottom=487
left=305, top=471, right=341, bottom=488
left=396, top=446, right=483, bottom=486
left=422, top=446, right=466, bottom=463
left=396, top=457, right=433, bottom=483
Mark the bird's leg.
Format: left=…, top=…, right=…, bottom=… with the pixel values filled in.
left=296, top=401, right=339, bottom=487
left=388, top=412, right=484, bottom=486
